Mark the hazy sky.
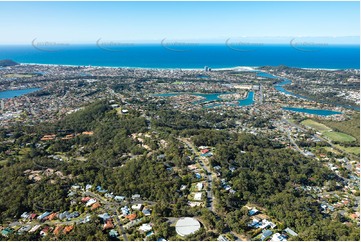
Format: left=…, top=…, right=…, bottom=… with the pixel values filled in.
left=0, top=1, right=359, bottom=44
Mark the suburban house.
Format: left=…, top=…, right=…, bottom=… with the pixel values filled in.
left=248, top=208, right=259, bottom=216
left=131, top=204, right=143, bottom=211
left=261, top=230, right=273, bottom=241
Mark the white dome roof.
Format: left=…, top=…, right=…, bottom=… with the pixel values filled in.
left=175, top=217, right=201, bottom=236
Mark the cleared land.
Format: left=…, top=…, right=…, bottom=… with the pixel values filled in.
left=323, top=147, right=341, bottom=155
left=335, top=145, right=360, bottom=156
left=302, top=119, right=357, bottom=143
left=301, top=119, right=331, bottom=132
left=318, top=114, right=360, bottom=142
left=4, top=73, right=35, bottom=78
left=323, top=131, right=356, bottom=143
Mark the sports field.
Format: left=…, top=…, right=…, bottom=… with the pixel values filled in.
left=323, top=131, right=356, bottom=143
left=302, top=119, right=356, bottom=143
left=4, top=73, right=35, bottom=78
left=301, top=119, right=331, bottom=132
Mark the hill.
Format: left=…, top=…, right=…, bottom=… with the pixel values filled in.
left=0, top=59, right=19, bottom=67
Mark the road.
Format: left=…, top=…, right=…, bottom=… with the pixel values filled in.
left=25, top=96, right=36, bottom=116
left=178, top=138, right=216, bottom=212
left=259, top=84, right=263, bottom=104
left=285, top=128, right=307, bottom=156
left=282, top=118, right=359, bottom=188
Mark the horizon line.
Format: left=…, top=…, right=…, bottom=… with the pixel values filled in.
left=0, top=36, right=359, bottom=45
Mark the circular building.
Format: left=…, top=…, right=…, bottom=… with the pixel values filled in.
left=175, top=217, right=201, bottom=237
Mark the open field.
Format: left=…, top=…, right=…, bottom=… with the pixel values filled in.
left=322, top=147, right=341, bottom=155
left=317, top=114, right=360, bottom=142
left=335, top=145, right=360, bottom=156
left=302, top=119, right=356, bottom=144
left=4, top=73, right=35, bottom=78
left=323, top=131, right=356, bottom=143
left=301, top=119, right=331, bottom=132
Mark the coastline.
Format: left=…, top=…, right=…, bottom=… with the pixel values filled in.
left=20, top=62, right=259, bottom=71
left=17, top=62, right=356, bottom=71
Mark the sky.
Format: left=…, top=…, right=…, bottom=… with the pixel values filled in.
left=0, top=1, right=359, bottom=44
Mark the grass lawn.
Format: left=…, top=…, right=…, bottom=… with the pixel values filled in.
left=190, top=182, right=203, bottom=192
left=4, top=73, right=34, bottom=78
left=318, top=114, right=360, bottom=143
left=115, top=107, right=123, bottom=115
left=323, top=131, right=356, bottom=143
left=302, top=119, right=356, bottom=144
left=301, top=119, right=331, bottom=132
left=287, top=119, right=296, bottom=124
left=335, top=145, right=360, bottom=156
left=323, top=147, right=341, bottom=155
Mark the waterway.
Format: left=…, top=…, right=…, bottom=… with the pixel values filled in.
left=256, top=72, right=278, bottom=79
left=154, top=91, right=255, bottom=107
left=238, top=91, right=254, bottom=106
left=282, top=107, right=342, bottom=116
left=0, top=88, right=41, bottom=99
left=260, top=71, right=359, bottom=111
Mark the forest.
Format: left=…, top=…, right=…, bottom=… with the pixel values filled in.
left=0, top=100, right=359, bottom=241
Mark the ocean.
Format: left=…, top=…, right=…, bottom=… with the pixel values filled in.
left=0, top=44, right=359, bottom=69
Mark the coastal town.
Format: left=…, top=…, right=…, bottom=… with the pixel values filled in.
left=0, top=62, right=360, bottom=241
left=0, top=63, right=358, bottom=126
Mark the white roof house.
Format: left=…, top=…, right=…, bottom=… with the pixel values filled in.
left=86, top=198, right=97, bottom=207
left=121, top=206, right=130, bottom=216
left=175, top=217, right=201, bottom=236
left=271, top=233, right=287, bottom=242
left=194, top=192, right=202, bottom=201
left=114, top=195, right=125, bottom=201
left=139, top=223, right=152, bottom=232
left=131, top=204, right=143, bottom=210
left=28, top=224, right=41, bottom=233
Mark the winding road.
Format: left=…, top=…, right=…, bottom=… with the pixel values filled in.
left=177, top=138, right=216, bottom=212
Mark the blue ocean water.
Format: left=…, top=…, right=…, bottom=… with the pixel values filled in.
left=282, top=107, right=342, bottom=116
left=0, top=44, right=359, bottom=69
left=0, top=88, right=41, bottom=99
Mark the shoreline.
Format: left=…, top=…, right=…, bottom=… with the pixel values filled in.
left=19, top=63, right=260, bottom=71
left=16, top=63, right=357, bottom=71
